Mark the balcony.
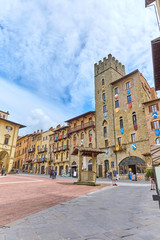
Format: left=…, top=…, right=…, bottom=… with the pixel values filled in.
left=68, top=121, right=95, bottom=134
left=38, top=147, right=47, bottom=153
left=113, top=145, right=126, bottom=152
left=54, top=133, right=68, bottom=142
left=28, top=148, right=35, bottom=153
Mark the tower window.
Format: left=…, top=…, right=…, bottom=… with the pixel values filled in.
left=120, top=117, right=123, bottom=128
left=127, top=95, right=132, bottom=103
left=115, top=87, right=118, bottom=95
left=103, top=105, right=107, bottom=113
left=132, top=112, right=137, bottom=125
left=115, top=100, right=119, bottom=108
left=102, top=93, right=106, bottom=101
left=131, top=134, right=136, bottom=143
left=126, top=81, right=130, bottom=89
left=118, top=137, right=122, bottom=146
left=102, top=79, right=104, bottom=85
left=104, top=127, right=107, bottom=138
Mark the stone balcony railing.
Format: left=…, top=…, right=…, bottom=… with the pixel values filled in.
left=68, top=121, right=95, bottom=134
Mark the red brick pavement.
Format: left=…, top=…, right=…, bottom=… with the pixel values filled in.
left=0, top=175, right=108, bottom=225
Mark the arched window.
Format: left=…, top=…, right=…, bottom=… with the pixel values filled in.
left=132, top=112, right=137, bottom=125
left=102, top=120, right=107, bottom=126
left=81, top=132, right=84, bottom=139
left=156, top=138, right=160, bottom=144
left=89, top=143, right=92, bottom=148
left=102, top=93, right=106, bottom=101
left=89, top=130, right=92, bottom=136
left=104, top=127, right=107, bottom=138
left=120, top=117, right=123, bottom=129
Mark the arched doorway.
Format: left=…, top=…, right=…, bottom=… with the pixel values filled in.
left=119, top=156, right=146, bottom=174
left=88, top=159, right=92, bottom=171
left=71, top=161, right=77, bottom=177
left=65, top=165, right=68, bottom=174
left=0, top=151, right=10, bottom=172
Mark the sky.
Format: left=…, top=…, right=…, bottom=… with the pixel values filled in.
left=0, top=0, right=159, bottom=136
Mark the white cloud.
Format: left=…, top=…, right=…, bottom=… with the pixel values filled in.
left=0, top=0, right=159, bottom=135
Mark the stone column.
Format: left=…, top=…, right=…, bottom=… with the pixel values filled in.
left=78, top=150, right=83, bottom=182
left=92, top=153, right=96, bottom=172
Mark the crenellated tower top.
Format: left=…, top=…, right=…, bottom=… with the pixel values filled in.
left=94, top=54, right=125, bottom=77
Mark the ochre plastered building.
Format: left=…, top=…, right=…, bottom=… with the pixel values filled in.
left=0, top=110, right=25, bottom=172
left=66, top=111, right=96, bottom=177
left=53, top=125, right=70, bottom=175
left=95, top=54, right=157, bottom=179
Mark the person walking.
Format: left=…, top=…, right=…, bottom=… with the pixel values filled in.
left=1, top=166, right=5, bottom=176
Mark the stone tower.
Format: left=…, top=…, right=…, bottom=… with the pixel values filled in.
left=94, top=54, right=125, bottom=177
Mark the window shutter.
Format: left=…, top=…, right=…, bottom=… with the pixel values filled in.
left=151, top=122, right=154, bottom=129
left=156, top=103, right=159, bottom=111
left=149, top=105, right=152, bottom=113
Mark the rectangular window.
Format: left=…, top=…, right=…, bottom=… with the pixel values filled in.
left=115, top=100, right=119, bottom=108
left=4, top=137, right=9, bottom=145
left=131, top=134, right=136, bottom=143
left=56, top=154, right=58, bottom=160
left=105, top=140, right=108, bottom=148
left=104, top=127, right=107, bottom=138
left=154, top=121, right=159, bottom=129
left=102, top=79, right=104, bottom=85
left=127, top=95, right=132, bottom=103
left=151, top=104, right=157, bottom=112
left=118, top=137, right=122, bottom=146
left=103, top=105, right=107, bottom=113
left=115, top=87, right=118, bottom=95
left=126, top=81, right=130, bottom=89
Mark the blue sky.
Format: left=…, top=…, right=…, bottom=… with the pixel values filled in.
left=0, top=0, right=159, bottom=135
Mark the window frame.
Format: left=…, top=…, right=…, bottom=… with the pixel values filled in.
left=115, top=87, right=118, bottom=95
left=115, top=100, right=119, bottom=108
left=126, top=81, right=130, bottom=90
left=127, top=95, right=132, bottom=103
left=131, top=134, right=136, bottom=143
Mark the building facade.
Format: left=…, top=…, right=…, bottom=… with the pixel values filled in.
left=66, top=111, right=96, bottom=177
left=53, top=125, right=70, bottom=175
left=0, top=110, right=25, bottom=172
left=95, top=54, right=157, bottom=179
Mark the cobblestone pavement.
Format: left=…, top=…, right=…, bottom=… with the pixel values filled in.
left=0, top=174, right=160, bottom=240
left=0, top=175, right=106, bottom=226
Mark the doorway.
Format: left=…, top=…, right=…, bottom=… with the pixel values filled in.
left=129, top=165, right=136, bottom=174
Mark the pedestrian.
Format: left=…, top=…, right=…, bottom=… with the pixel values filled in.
left=55, top=170, right=57, bottom=179
left=1, top=166, right=5, bottom=176
left=150, top=173, right=155, bottom=190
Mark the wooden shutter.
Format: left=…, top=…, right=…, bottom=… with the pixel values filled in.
left=149, top=105, right=152, bottom=113
left=156, top=103, right=159, bottom=111
left=151, top=122, right=154, bottom=129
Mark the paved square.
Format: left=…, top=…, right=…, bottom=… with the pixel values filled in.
left=0, top=175, right=107, bottom=226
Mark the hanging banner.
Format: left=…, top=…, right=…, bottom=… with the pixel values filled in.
left=120, top=128, right=124, bottom=134
left=115, top=94, right=118, bottom=99
left=115, top=108, right=119, bottom=113
left=132, top=143, right=136, bottom=150
left=127, top=89, right=130, bottom=95
left=155, top=129, right=160, bottom=136
left=104, top=112, right=107, bottom=118
left=105, top=148, right=109, bottom=155
left=152, top=112, right=157, bottom=119
left=128, top=102, right=132, bottom=108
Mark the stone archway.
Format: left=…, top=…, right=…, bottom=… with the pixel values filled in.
left=0, top=151, right=10, bottom=173
left=119, top=156, right=146, bottom=174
